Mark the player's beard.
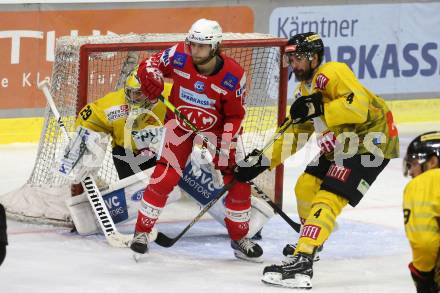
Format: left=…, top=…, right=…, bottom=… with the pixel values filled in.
left=192, top=53, right=214, bottom=66
left=293, top=65, right=314, bottom=81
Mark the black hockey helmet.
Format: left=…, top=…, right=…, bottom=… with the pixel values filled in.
left=285, top=32, right=324, bottom=62
left=404, top=131, right=440, bottom=176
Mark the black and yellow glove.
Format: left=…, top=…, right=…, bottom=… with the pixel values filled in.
left=233, top=149, right=270, bottom=182
left=290, top=92, right=323, bottom=123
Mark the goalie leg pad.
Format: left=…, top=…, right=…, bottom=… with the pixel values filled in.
left=66, top=191, right=100, bottom=235
left=247, top=196, right=275, bottom=238
left=204, top=194, right=275, bottom=239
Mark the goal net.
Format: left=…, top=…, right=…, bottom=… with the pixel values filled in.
left=0, top=33, right=288, bottom=226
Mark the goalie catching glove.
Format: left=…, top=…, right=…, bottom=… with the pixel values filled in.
left=233, top=149, right=270, bottom=182
left=56, top=126, right=108, bottom=183
left=290, top=92, right=324, bottom=123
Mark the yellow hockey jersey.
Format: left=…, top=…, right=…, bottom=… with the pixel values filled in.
left=403, top=168, right=440, bottom=272
left=75, top=84, right=171, bottom=153
left=269, top=61, right=399, bottom=167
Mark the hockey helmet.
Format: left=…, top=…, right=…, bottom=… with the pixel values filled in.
left=124, top=68, right=154, bottom=109
left=186, top=18, right=223, bottom=51
left=285, top=32, right=324, bottom=62
left=404, top=131, right=440, bottom=176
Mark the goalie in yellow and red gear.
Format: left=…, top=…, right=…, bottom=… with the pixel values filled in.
left=233, top=32, right=400, bottom=288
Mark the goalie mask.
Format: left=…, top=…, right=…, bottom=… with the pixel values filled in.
left=186, top=18, right=223, bottom=59
left=124, top=69, right=156, bottom=111
left=404, top=131, right=440, bottom=177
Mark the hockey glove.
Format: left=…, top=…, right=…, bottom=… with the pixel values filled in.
left=234, top=149, right=270, bottom=182
left=408, top=262, right=438, bottom=293
left=57, top=126, right=108, bottom=183
left=290, top=92, right=324, bottom=123
left=137, top=64, right=164, bottom=101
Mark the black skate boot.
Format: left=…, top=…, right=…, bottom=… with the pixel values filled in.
left=130, top=231, right=149, bottom=261
left=282, top=243, right=322, bottom=261
left=262, top=252, right=314, bottom=289
left=231, top=238, right=263, bottom=263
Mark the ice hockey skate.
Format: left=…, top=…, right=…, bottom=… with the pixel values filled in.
left=282, top=243, right=322, bottom=262
left=261, top=252, right=314, bottom=289
left=231, top=238, right=263, bottom=263
left=130, top=231, right=149, bottom=262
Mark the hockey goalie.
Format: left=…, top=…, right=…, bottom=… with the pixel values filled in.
left=59, top=68, right=274, bottom=257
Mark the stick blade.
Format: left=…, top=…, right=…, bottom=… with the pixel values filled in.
left=154, top=232, right=176, bottom=247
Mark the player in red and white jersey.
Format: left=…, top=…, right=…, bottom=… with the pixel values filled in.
left=130, top=18, right=263, bottom=262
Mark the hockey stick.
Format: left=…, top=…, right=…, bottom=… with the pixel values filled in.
left=155, top=95, right=296, bottom=247
left=155, top=179, right=236, bottom=247
left=237, top=136, right=301, bottom=233
left=249, top=182, right=300, bottom=232
left=38, top=80, right=132, bottom=248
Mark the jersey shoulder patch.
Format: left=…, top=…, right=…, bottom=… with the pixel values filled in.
left=315, top=73, right=330, bottom=90
left=219, top=57, right=244, bottom=91
left=315, top=61, right=355, bottom=91
left=169, top=43, right=186, bottom=69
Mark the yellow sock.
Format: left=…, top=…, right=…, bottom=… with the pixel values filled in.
left=296, top=190, right=348, bottom=255
left=295, top=173, right=322, bottom=223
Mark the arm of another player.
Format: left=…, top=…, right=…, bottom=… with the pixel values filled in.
left=319, top=63, right=369, bottom=127
left=216, top=71, right=247, bottom=170
left=221, top=72, right=247, bottom=141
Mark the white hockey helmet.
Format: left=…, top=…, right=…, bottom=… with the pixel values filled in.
left=186, top=18, right=223, bottom=51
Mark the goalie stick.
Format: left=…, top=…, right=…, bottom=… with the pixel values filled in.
left=38, top=80, right=132, bottom=248
left=155, top=95, right=297, bottom=247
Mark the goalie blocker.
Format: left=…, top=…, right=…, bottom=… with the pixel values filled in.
left=67, top=147, right=274, bottom=239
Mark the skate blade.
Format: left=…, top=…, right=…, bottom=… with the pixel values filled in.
left=132, top=252, right=143, bottom=263
left=233, top=251, right=263, bottom=263
left=261, top=272, right=312, bottom=289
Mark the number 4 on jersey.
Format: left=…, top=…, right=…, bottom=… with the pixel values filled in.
left=314, top=208, right=322, bottom=219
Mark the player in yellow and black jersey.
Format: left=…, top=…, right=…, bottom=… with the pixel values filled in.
left=403, top=131, right=440, bottom=293
left=233, top=32, right=399, bottom=289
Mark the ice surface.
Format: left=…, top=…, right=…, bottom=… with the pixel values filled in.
left=2, top=123, right=440, bottom=292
